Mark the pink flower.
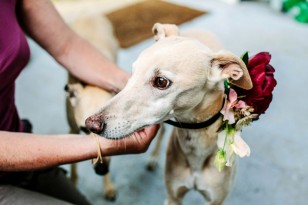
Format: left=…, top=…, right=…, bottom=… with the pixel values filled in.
left=221, top=88, right=247, bottom=124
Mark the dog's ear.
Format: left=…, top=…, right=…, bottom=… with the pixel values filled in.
left=152, top=23, right=180, bottom=41
left=66, top=83, right=84, bottom=107
left=209, top=50, right=253, bottom=90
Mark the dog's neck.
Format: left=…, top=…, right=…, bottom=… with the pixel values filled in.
left=175, top=87, right=224, bottom=125
left=172, top=86, right=225, bottom=171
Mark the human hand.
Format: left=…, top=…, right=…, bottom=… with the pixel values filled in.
left=97, top=125, right=160, bottom=156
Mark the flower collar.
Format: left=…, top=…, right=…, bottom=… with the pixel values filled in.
left=214, top=52, right=277, bottom=171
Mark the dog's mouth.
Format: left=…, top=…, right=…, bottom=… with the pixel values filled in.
left=85, top=115, right=159, bottom=140
left=103, top=125, right=156, bottom=140
left=101, top=125, right=160, bottom=153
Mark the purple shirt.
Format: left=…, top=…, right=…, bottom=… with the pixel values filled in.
left=0, top=0, right=30, bottom=132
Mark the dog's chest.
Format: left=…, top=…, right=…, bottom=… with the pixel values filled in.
left=177, top=129, right=216, bottom=171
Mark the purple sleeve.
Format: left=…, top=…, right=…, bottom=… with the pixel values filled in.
left=0, top=0, right=30, bottom=132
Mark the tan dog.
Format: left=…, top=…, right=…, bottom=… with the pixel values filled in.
left=65, top=14, right=117, bottom=200
left=66, top=15, right=166, bottom=200
left=85, top=23, right=252, bottom=205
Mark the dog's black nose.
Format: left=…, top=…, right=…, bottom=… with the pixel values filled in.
left=85, top=116, right=105, bottom=134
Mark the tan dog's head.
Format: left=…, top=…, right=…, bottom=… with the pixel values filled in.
left=66, top=83, right=114, bottom=128
left=85, top=23, right=252, bottom=139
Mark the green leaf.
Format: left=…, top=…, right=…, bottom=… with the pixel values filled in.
left=241, top=51, right=249, bottom=67
left=224, top=80, right=230, bottom=93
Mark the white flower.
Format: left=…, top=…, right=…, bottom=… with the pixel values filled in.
left=231, top=131, right=251, bottom=157
left=217, top=130, right=235, bottom=167
left=216, top=130, right=251, bottom=170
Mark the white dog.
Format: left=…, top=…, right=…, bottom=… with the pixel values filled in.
left=85, top=23, right=252, bottom=205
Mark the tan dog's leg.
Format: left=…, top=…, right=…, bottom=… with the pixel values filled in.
left=164, top=185, right=188, bottom=205
left=146, top=124, right=165, bottom=171
left=94, top=156, right=117, bottom=201
left=103, top=171, right=117, bottom=201
left=66, top=91, right=81, bottom=186
left=165, top=135, right=233, bottom=205
left=66, top=80, right=118, bottom=200
left=164, top=134, right=190, bottom=205
left=69, top=121, right=79, bottom=187
left=70, top=163, right=78, bottom=186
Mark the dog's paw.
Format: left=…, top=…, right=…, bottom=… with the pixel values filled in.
left=146, top=157, right=159, bottom=171
left=104, top=187, right=117, bottom=201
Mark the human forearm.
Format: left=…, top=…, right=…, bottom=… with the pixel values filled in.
left=0, top=131, right=96, bottom=171
left=19, top=0, right=129, bottom=92
left=57, top=36, right=129, bottom=93
left=0, top=125, right=159, bottom=171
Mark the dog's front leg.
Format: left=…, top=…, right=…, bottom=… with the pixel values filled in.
left=70, top=163, right=78, bottom=186
left=164, top=171, right=190, bottom=205
left=146, top=124, right=165, bottom=171
left=198, top=157, right=235, bottom=205
left=164, top=185, right=188, bottom=205
left=103, top=172, right=117, bottom=201
left=164, top=134, right=191, bottom=205
left=199, top=189, right=225, bottom=205
left=68, top=127, right=80, bottom=186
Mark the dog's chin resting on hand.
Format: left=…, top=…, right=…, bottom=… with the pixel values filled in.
left=86, top=23, right=252, bottom=205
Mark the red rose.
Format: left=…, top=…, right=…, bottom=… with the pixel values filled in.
left=236, top=52, right=277, bottom=115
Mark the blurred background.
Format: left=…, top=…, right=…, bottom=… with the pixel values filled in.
left=16, top=0, right=308, bottom=204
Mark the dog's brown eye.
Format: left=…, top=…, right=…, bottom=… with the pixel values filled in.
left=153, top=76, right=171, bottom=89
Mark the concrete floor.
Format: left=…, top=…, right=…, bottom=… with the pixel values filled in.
left=15, top=0, right=308, bottom=204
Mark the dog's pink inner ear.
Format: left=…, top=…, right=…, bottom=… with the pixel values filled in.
left=222, top=63, right=243, bottom=81
left=211, top=51, right=253, bottom=90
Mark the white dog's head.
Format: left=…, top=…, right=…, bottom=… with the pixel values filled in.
left=85, top=23, right=252, bottom=139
